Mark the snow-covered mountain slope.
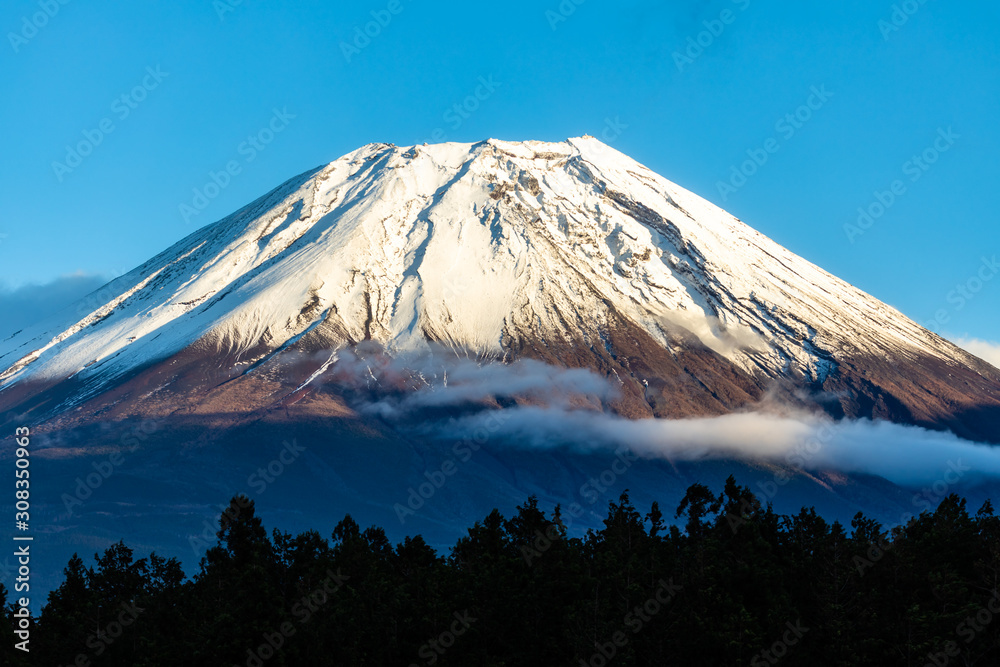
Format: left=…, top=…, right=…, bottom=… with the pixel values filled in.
left=2, top=137, right=999, bottom=439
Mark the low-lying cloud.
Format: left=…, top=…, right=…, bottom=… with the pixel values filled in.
left=314, top=348, right=1000, bottom=489
left=438, top=406, right=1000, bottom=488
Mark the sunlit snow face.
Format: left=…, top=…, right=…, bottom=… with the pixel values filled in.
left=0, top=138, right=963, bottom=394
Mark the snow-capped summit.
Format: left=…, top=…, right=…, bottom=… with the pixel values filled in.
left=2, top=138, right=999, bottom=441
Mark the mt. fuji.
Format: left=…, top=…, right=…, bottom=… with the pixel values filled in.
left=2, top=137, right=997, bottom=441
left=4, top=138, right=1000, bottom=598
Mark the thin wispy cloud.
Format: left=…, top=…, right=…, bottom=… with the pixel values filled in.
left=319, top=347, right=616, bottom=419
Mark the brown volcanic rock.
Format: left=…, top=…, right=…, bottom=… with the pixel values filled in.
left=821, top=351, right=1000, bottom=443
left=500, top=305, right=768, bottom=420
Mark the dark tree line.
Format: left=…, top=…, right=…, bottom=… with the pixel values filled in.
left=5, top=476, right=1000, bottom=666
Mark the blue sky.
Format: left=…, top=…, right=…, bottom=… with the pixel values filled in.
left=1, top=0, right=997, bottom=349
